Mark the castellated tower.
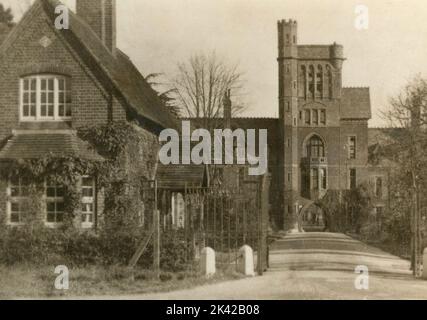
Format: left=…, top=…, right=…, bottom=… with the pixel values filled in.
left=278, top=19, right=299, bottom=229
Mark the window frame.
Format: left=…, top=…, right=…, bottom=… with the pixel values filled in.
left=320, top=109, right=326, bottom=125
left=45, top=178, right=65, bottom=227
left=307, top=136, right=325, bottom=158
left=311, top=168, right=319, bottom=190
left=20, top=74, right=71, bottom=122
left=6, top=177, right=29, bottom=226
left=349, top=168, right=357, bottom=190
left=348, top=135, right=357, bottom=160
left=375, top=176, right=383, bottom=199
left=312, top=109, right=319, bottom=125
left=321, top=168, right=328, bottom=190
left=81, top=176, right=95, bottom=229
left=305, top=109, right=311, bottom=125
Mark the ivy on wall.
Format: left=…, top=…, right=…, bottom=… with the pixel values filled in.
left=0, top=121, right=152, bottom=231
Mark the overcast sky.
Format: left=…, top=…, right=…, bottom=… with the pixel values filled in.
left=3, top=0, right=427, bottom=127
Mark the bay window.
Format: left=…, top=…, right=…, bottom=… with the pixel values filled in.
left=311, top=168, right=319, bottom=190
left=20, top=75, right=71, bottom=121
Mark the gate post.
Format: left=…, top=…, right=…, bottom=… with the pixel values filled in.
left=257, top=174, right=270, bottom=275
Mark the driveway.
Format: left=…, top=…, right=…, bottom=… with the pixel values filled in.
left=78, top=233, right=427, bottom=300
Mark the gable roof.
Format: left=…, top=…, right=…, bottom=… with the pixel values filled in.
left=341, top=87, right=372, bottom=120
left=0, top=0, right=177, bottom=131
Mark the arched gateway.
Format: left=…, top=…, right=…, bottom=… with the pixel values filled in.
left=298, top=201, right=326, bottom=232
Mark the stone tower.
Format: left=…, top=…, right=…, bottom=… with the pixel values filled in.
left=278, top=19, right=299, bottom=229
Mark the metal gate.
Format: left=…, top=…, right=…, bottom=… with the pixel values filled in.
left=130, top=175, right=270, bottom=275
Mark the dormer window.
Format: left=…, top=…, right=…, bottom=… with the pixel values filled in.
left=20, top=75, right=71, bottom=121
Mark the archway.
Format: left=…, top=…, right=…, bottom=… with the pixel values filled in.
left=298, top=201, right=326, bottom=232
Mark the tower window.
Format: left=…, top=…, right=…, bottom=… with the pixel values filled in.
left=305, top=109, right=311, bottom=125
left=300, top=65, right=307, bottom=98
left=313, top=109, right=319, bottom=125
left=348, top=136, right=357, bottom=159
left=375, top=177, right=383, bottom=198
left=326, top=65, right=333, bottom=98
left=308, top=65, right=315, bottom=97
left=349, top=168, right=357, bottom=190
left=320, top=110, right=326, bottom=125
left=316, top=65, right=323, bottom=96
left=293, top=35, right=296, bottom=44
left=307, top=136, right=325, bottom=158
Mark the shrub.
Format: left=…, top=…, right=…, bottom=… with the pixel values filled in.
left=0, top=226, right=192, bottom=272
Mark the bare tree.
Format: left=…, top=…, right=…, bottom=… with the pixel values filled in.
left=172, top=51, right=246, bottom=128
left=383, top=75, right=427, bottom=277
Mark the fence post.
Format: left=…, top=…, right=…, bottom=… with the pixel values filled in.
left=153, top=180, right=160, bottom=278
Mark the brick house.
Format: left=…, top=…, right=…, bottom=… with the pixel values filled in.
left=0, top=0, right=177, bottom=229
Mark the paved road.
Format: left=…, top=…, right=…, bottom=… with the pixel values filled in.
left=87, top=233, right=427, bottom=300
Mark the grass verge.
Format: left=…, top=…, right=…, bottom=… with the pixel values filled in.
left=0, top=264, right=244, bottom=299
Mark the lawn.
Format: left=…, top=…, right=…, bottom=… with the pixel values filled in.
left=0, top=264, right=243, bottom=299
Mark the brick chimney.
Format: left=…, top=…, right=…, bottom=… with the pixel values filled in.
left=76, top=0, right=116, bottom=55
left=223, top=89, right=232, bottom=129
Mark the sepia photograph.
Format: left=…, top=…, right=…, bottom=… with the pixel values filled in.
left=0, top=0, right=427, bottom=307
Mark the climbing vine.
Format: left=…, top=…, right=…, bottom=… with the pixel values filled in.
left=0, top=121, right=149, bottom=231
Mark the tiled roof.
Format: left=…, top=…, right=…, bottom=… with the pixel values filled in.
left=341, top=88, right=372, bottom=119
left=0, top=132, right=103, bottom=161
left=156, top=164, right=207, bottom=190
left=28, top=0, right=177, bottom=130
